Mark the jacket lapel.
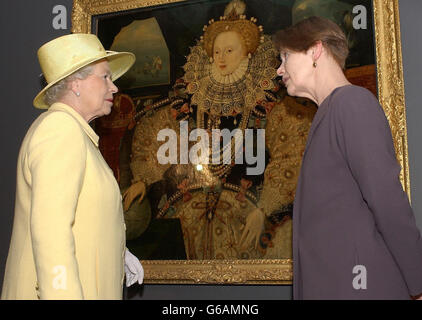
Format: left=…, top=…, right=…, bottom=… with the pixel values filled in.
left=48, top=103, right=100, bottom=147
left=302, top=101, right=331, bottom=159
left=302, top=86, right=345, bottom=158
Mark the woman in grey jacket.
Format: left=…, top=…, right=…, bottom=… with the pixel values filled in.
left=272, top=16, right=422, bottom=299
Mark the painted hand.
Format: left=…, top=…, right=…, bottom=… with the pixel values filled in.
left=239, top=207, right=265, bottom=250
left=122, top=181, right=146, bottom=211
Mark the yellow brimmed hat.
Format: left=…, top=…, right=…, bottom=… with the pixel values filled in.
left=33, top=33, right=136, bottom=109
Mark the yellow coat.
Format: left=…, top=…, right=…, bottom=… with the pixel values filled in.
left=1, top=103, right=126, bottom=300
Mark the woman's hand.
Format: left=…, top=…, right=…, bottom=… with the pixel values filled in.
left=412, top=293, right=422, bottom=300
left=122, top=181, right=146, bottom=211
left=240, top=207, right=265, bottom=250
left=124, top=248, right=144, bottom=286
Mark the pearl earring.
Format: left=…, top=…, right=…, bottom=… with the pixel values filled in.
left=313, top=62, right=317, bottom=68
left=75, top=92, right=80, bottom=97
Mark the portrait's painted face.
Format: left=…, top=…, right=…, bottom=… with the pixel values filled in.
left=213, top=31, right=247, bottom=76
left=276, top=49, right=314, bottom=98
left=78, top=60, right=118, bottom=122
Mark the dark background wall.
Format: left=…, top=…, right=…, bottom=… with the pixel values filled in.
left=0, top=0, right=420, bottom=300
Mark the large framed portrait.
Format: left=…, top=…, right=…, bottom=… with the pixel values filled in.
left=72, top=0, right=409, bottom=284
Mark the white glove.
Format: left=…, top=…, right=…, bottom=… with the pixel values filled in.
left=124, top=249, right=144, bottom=287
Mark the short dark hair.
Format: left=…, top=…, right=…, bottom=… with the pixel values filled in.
left=273, top=16, right=349, bottom=69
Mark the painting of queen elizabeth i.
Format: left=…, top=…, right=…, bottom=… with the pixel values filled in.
left=94, top=0, right=372, bottom=261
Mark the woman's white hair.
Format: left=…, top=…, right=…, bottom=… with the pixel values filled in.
left=44, top=64, right=94, bottom=106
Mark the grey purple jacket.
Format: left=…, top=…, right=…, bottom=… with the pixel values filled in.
left=293, top=85, right=422, bottom=299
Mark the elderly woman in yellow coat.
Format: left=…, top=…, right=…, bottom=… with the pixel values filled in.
left=1, top=34, right=143, bottom=299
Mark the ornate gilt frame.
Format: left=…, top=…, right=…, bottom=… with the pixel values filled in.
left=71, top=0, right=410, bottom=284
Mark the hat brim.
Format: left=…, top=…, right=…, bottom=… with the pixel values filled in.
left=33, top=51, right=136, bottom=109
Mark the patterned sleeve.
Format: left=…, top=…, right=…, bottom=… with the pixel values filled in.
left=130, top=106, right=180, bottom=186
left=257, top=96, right=315, bottom=217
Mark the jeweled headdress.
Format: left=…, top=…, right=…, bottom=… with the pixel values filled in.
left=200, top=0, right=264, bottom=57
